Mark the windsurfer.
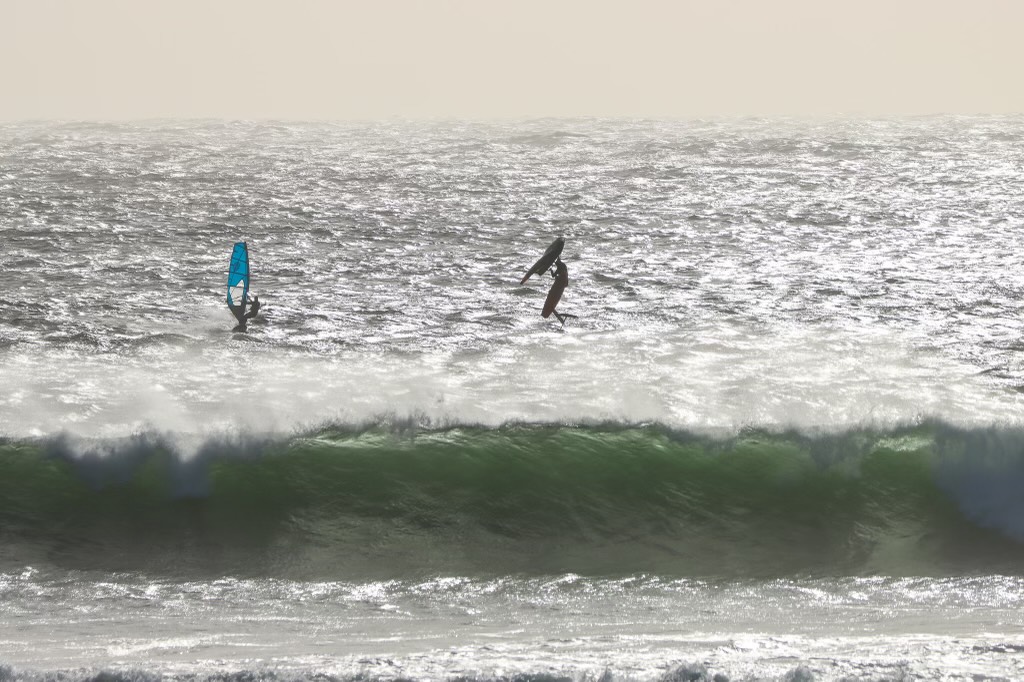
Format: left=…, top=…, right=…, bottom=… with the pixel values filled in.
left=229, top=294, right=261, bottom=331
left=245, top=295, right=261, bottom=319
left=229, top=299, right=248, bottom=332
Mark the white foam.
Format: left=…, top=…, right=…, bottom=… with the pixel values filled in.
left=2, top=319, right=1022, bottom=441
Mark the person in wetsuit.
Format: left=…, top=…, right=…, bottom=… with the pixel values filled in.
left=229, top=294, right=260, bottom=332
left=542, top=258, right=576, bottom=325
left=245, top=295, right=261, bottom=319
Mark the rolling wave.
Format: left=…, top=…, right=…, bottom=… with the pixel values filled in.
left=2, top=420, right=1023, bottom=579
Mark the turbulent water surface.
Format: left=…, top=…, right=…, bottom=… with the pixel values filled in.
left=2, top=117, right=1024, bottom=680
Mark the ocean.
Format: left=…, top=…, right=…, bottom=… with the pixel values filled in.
left=2, top=117, right=1024, bottom=680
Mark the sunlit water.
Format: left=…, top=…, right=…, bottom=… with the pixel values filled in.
left=2, top=117, right=1024, bottom=680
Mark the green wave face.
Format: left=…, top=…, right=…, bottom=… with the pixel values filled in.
left=2, top=422, right=1023, bottom=579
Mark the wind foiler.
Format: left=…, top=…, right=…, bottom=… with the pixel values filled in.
left=520, top=236, right=576, bottom=325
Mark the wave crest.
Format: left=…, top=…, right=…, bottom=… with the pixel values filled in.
left=2, top=419, right=1024, bottom=578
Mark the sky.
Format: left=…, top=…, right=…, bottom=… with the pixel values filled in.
left=1, top=0, right=1022, bottom=120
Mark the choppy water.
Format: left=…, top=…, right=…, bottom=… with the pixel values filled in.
left=2, top=117, right=1024, bottom=680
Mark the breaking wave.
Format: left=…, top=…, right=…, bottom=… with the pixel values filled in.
left=2, top=419, right=1024, bottom=579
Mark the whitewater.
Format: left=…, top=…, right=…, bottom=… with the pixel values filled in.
left=2, top=117, right=1024, bottom=680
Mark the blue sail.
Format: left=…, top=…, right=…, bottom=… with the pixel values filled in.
left=226, top=242, right=249, bottom=308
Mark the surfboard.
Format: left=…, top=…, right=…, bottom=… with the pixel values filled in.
left=227, top=241, right=249, bottom=308
left=542, top=260, right=568, bottom=318
left=520, top=237, right=565, bottom=284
